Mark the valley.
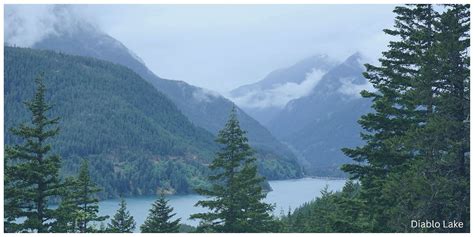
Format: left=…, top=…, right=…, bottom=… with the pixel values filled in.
left=4, top=4, right=469, bottom=233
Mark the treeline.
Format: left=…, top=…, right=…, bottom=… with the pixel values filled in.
left=4, top=75, right=280, bottom=232
left=4, top=46, right=219, bottom=198
left=4, top=3, right=470, bottom=233
left=4, top=46, right=302, bottom=198
left=281, top=4, right=470, bottom=233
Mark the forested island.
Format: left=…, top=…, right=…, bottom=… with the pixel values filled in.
left=3, top=4, right=470, bottom=233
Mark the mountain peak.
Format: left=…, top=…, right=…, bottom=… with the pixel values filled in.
left=6, top=5, right=99, bottom=47
left=341, top=52, right=369, bottom=70
left=229, top=53, right=339, bottom=112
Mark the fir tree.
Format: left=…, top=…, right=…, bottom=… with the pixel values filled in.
left=140, top=194, right=180, bottom=233
left=383, top=4, right=470, bottom=232
left=51, top=177, right=80, bottom=233
left=190, top=106, right=276, bottom=232
left=75, top=160, right=109, bottom=232
left=107, top=198, right=136, bottom=233
left=4, top=74, right=62, bottom=233
left=432, top=5, right=470, bottom=230
left=341, top=4, right=470, bottom=232
left=52, top=160, right=108, bottom=233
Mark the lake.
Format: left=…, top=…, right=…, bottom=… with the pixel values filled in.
left=98, top=177, right=346, bottom=229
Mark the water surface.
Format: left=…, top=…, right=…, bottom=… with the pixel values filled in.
left=98, top=177, right=346, bottom=228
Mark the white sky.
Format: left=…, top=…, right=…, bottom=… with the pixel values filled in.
left=6, top=4, right=397, bottom=94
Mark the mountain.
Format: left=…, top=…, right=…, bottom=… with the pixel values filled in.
left=229, top=54, right=338, bottom=124
left=267, top=52, right=373, bottom=176
left=4, top=46, right=219, bottom=198
left=21, top=11, right=302, bottom=179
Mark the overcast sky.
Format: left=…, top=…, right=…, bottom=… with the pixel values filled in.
left=5, top=4, right=396, bottom=94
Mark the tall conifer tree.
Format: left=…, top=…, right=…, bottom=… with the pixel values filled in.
left=4, top=74, right=62, bottom=233
left=190, top=106, right=276, bottom=232
left=52, top=160, right=108, bottom=233
left=342, top=4, right=470, bottom=232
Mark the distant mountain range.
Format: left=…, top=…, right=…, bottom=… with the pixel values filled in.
left=5, top=5, right=376, bottom=183
left=5, top=8, right=302, bottom=195
left=29, top=22, right=302, bottom=180
left=230, top=55, right=338, bottom=124
left=231, top=52, right=373, bottom=176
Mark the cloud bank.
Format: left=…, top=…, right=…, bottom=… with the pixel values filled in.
left=232, top=69, right=326, bottom=109
left=5, top=4, right=395, bottom=94
left=338, top=77, right=376, bottom=98
left=5, top=5, right=98, bottom=47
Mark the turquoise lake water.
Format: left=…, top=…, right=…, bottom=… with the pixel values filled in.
left=97, top=177, right=346, bottom=229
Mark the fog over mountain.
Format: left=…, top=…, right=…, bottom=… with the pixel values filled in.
left=5, top=4, right=394, bottom=94
left=229, top=54, right=339, bottom=124
left=268, top=52, right=375, bottom=175
left=5, top=4, right=303, bottom=180
left=229, top=50, right=375, bottom=175
left=5, top=4, right=386, bottom=177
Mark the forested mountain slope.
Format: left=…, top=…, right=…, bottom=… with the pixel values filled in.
left=31, top=20, right=302, bottom=179
left=5, top=46, right=220, bottom=198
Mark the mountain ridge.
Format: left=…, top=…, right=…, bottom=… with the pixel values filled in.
left=4, top=46, right=219, bottom=198
left=267, top=52, right=373, bottom=176
left=229, top=54, right=339, bottom=124
left=22, top=15, right=302, bottom=179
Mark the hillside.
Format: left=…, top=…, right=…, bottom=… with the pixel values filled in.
left=230, top=54, right=338, bottom=124
left=267, top=53, right=373, bottom=176
left=31, top=22, right=302, bottom=179
left=5, top=46, right=220, bottom=198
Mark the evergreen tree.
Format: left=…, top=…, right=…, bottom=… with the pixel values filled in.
left=4, top=74, right=62, bottom=233
left=341, top=4, right=470, bottom=232
left=74, top=160, right=109, bottom=232
left=4, top=156, right=22, bottom=233
left=107, top=198, right=136, bottom=233
left=52, top=160, right=108, bottom=233
left=381, top=4, right=470, bottom=232
left=279, top=181, right=371, bottom=233
left=51, top=177, right=81, bottom=233
left=432, top=5, right=470, bottom=229
left=190, top=106, right=276, bottom=232
left=140, top=194, right=180, bottom=233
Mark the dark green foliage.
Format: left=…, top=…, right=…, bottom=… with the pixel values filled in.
left=4, top=46, right=219, bottom=198
left=4, top=74, right=63, bottom=233
left=4, top=46, right=301, bottom=198
left=339, top=4, right=470, bottom=233
left=52, top=160, right=109, bottom=233
left=280, top=181, right=371, bottom=233
left=190, top=107, right=277, bottom=233
left=378, top=5, right=470, bottom=232
left=107, top=198, right=136, bottom=233
left=33, top=26, right=303, bottom=181
left=140, top=194, right=181, bottom=233
left=51, top=177, right=79, bottom=233
left=178, top=224, right=197, bottom=233
left=281, top=4, right=469, bottom=233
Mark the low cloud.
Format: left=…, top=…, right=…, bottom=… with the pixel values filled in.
left=192, top=88, right=222, bottom=103
left=5, top=5, right=98, bottom=47
left=5, top=4, right=395, bottom=94
left=337, top=77, right=376, bottom=98
left=231, top=69, right=326, bottom=109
